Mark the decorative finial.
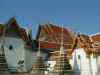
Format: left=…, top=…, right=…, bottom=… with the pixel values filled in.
left=77, top=32, right=81, bottom=37
left=61, top=24, right=63, bottom=46
left=12, top=12, right=16, bottom=18
left=48, top=21, right=51, bottom=24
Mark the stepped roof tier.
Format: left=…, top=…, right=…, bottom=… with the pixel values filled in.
left=40, top=41, right=72, bottom=54
left=36, top=24, right=75, bottom=45
left=36, top=24, right=75, bottom=59
left=0, top=17, right=27, bottom=40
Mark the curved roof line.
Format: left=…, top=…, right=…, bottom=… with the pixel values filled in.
left=90, top=32, right=100, bottom=37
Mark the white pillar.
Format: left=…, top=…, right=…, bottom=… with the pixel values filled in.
left=96, top=55, right=100, bottom=75
left=90, top=54, right=97, bottom=75
left=79, top=49, right=90, bottom=75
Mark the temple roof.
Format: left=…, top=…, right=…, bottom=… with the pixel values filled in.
left=40, top=41, right=72, bottom=52
left=36, top=24, right=75, bottom=58
left=91, top=33, right=100, bottom=41
left=72, top=32, right=93, bottom=54
left=36, top=24, right=75, bottom=52
left=37, top=24, right=75, bottom=44
left=0, top=17, right=35, bottom=51
left=5, top=17, right=27, bottom=39
left=91, top=33, right=100, bottom=54
left=0, top=17, right=30, bottom=41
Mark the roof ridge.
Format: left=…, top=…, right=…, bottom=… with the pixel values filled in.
left=90, top=33, right=100, bottom=37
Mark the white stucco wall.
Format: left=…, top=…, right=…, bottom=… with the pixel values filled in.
left=24, top=49, right=33, bottom=72
left=4, top=37, right=26, bottom=72
left=91, top=54, right=97, bottom=75
left=0, top=36, right=49, bottom=73
left=25, top=50, right=48, bottom=72
left=96, top=55, right=100, bottom=68
left=96, top=55, right=100, bottom=75
left=72, top=48, right=91, bottom=75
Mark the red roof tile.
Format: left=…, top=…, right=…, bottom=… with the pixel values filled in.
left=37, top=24, right=75, bottom=43
left=92, top=35, right=100, bottom=41
left=0, top=17, right=28, bottom=42
left=37, top=24, right=75, bottom=53
left=91, top=34, right=100, bottom=54
left=72, top=32, right=93, bottom=54
left=40, top=42, right=72, bottom=49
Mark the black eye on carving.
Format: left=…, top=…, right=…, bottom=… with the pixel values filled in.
left=9, top=45, right=13, bottom=50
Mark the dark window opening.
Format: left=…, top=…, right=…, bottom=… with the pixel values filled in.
left=9, top=45, right=13, bottom=50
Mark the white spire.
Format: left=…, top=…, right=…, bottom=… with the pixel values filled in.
left=60, top=24, right=64, bottom=55
left=73, top=51, right=79, bottom=70
left=61, top=24, right=63, bottom=46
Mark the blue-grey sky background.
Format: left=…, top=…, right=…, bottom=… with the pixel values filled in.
left=0, top=0, right=100, bottom=39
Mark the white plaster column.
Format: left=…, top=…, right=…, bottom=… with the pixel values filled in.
left=79, top=49, right=90, bottom=75
left=89, top=54, right=97, bottom=75
left=96, top=55, right=100, bottom=75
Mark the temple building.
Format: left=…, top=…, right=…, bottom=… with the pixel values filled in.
left=0, top=17, right=39, bottom=73
left=0, top=16, right=34, bottom=73
left=36, top=24, right=76, bottom=75
left=1, top=17, right=100, bottom=75
left=91, top=33, right=100, bottom=75
left=36, top=23, right=75, bottom=72
left=0, top=17, right=50, bottom=73
left=72, top=32, right=96, bottom=75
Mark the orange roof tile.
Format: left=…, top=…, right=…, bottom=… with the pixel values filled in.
left=36, top=24, right=75, bottom=53
left=92, top=35, right=100, bottom=41
left=91, top=34, right=100, bottom=54
left=37, top=24, right=75, bottom=44
left=40, top=42, right=72, bottom=50
left=72, top=32, right=93, bottom=54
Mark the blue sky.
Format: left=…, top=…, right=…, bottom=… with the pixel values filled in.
left=0, top=0, right=100, bottom=39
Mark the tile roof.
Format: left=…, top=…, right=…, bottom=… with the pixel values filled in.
left=37, top=24, right=75, bottom=44
left=0, top=17, right=34, bottom=51
left=40, top=42, right=72, bottom=50
left=36, top=24, right=75, bottom=58
left=91, top=34, right=100, bottom=54
left=0, top=17, right=28, bottom=41
left=36, top=24, right=75, bottom=53
left=72, top=32, right=93, bottom=54
left=48, top=51, right=72, bottom=61
left=91, top=35, right=100, bottom=41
